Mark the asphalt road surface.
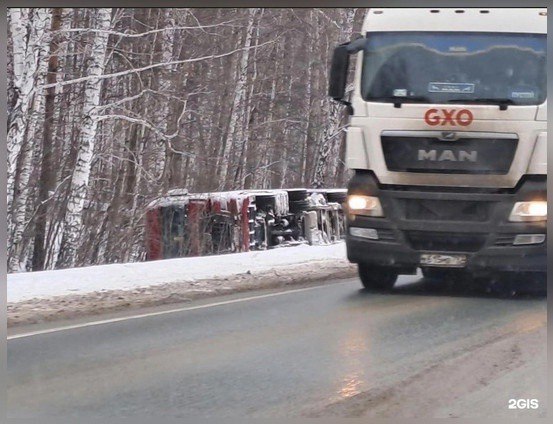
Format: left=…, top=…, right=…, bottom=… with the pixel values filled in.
left=7, top=275, right=547, bottom=418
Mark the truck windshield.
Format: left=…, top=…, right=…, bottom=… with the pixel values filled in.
left=361, top=32, right=546, bottom=106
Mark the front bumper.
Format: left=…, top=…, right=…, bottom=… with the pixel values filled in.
left=346, top=172, right=546, bottom=274
left=346, top=237, right=545, bottom=274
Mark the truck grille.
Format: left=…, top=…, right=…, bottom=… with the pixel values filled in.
left=381, top=132, right=518, bottom=174
left=406, top=231, right=486, bottom=252
left=402, top=199, right=491, bottom=222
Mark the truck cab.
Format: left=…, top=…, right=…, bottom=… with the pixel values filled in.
left=329, top=8, right=547, bottom=291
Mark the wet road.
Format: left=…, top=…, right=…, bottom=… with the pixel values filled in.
left=7, top=275, right=547, bottom=418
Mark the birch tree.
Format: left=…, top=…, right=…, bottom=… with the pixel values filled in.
left=7, top=8, right=52, bottom=271
left=6, top=8, right=362, bottom=271
left=7, top=9, right=49, bottom=235
left=312, top=8, right=356, bottom=188
left=31, top=8, right=65, bottom=270
left=7, top=8, right=30, bottom=223
left=152, top=8, right=177, bottom=181
left=217, top=8, right=257, bottom=189
left=58, top=8, right=112, bottom=268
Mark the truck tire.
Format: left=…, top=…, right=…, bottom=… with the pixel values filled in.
left=358, top=264, right=398, bottom=290
left=286, top=189, right=308, bottom=202
left=326, top=191, right=347, bottom=204
left=289, top=199, right=310, bottom=213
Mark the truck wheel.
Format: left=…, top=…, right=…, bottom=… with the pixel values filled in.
left=286, top=189, right=308, bottom=202
left=358, top=264, right=398, bottom=290
left=289, top=199, right=310, bottom=213
left=326, top=191, right=347, bottom=204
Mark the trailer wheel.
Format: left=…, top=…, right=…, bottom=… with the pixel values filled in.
left=358, top=264, right=398, bottom=291
left=326, top=191, right=347, bottom=204
left=289, top=199, right=310, bottom=213
left=286, top=189, right=308, bottom=202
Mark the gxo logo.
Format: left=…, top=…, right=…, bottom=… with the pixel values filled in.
left=424, top=108, right=474, bottom=127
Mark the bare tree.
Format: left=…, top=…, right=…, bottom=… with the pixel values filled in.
left=57, top=8, right=113, bottom=268
left=7, top=8, right=53, bottom=271
left=6, top=7, right=362, bottom=271
left=311, top=8, right=356, bottom=188
left=217, top=8, right=258, bottom=189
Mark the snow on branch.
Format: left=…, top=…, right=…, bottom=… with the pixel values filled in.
left=98, top=100, right=197, bottom=159
left=97, top=89, right=154, bottom=110
left=39, top=38, right=279, bottom=91
left=53, top=19, right=240, bottom=38
left=97, top=113, right=180, bottom=141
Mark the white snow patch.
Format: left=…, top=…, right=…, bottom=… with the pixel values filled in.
left=8, top=243, right=348, bottom=303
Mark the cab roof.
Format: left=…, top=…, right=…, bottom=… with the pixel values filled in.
left=363, top=8, right=547, bottom=34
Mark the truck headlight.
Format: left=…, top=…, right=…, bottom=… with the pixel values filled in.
left=509, top=201, right=547, bottom=222
left=347, top=195, right=384, bottom=217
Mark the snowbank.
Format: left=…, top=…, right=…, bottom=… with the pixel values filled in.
left=8, top=242, right=349, bottom=303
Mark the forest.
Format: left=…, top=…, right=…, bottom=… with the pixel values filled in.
left=7, top=8, right=364, bottom=272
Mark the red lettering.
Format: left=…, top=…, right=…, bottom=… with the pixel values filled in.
left=424, top=109, right=440, bottom=126
left=441, top=109, right=456, bottom=125
left=424, top=108, right=474, bottom=126
left=456, top=109, right=474, bottom=126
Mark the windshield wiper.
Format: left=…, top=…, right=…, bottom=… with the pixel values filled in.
left=448, top=98, right=515, bottom=111
left=369, top=96, right=432, bottom=108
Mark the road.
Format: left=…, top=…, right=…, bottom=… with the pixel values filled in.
left=7, top=275, right=547, bottom=418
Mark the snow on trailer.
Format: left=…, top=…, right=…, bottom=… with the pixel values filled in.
left=145, top=188, right=346, bottom=260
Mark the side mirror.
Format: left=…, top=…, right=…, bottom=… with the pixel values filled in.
left=329, top=38, right=365, bottom=114
left=329, top=45, right=350, bottom=101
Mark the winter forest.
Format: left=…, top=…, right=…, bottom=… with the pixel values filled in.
left=7, top=8, right=364, bottom=272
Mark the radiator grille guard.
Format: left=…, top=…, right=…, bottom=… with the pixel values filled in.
left=401, top=199, right=491, bottom=222
left=381, top=131, right=518, bottom=174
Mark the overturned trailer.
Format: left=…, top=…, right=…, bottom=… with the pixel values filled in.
left=145, top=188, right=347, bottom=260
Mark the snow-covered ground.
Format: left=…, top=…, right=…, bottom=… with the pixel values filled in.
left=8, top=243, right=349, bottom=303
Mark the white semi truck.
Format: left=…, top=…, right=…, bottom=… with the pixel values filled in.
left=329, top=8, right=547, bottom=291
